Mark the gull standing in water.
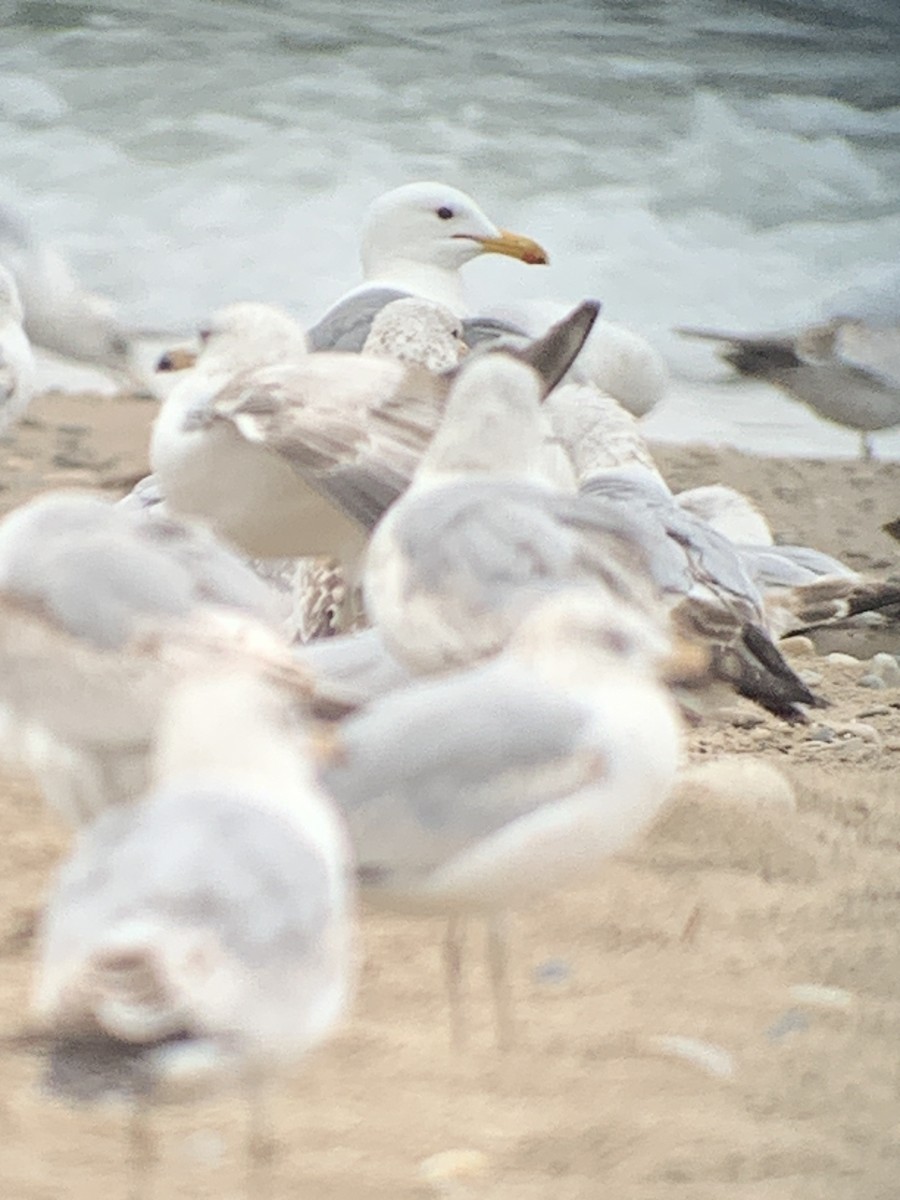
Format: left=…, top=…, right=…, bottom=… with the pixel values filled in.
left=0, top=261, right=35, bottom=435
left=306, top=181, right=548, bottom=353
left=320, top=590, right=682, bottom=1048
left=32, top=670, right=353, bottom=1199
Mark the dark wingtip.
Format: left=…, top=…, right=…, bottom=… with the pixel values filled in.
left=513, top=299, right=603, bottom=397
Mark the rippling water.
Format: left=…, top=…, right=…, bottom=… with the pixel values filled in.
left=1, top=0, right=899, bottom=456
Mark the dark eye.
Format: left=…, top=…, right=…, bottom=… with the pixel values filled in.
left=198, top=327, right=212, bottom=343
left=436, top=206, right=454, bottom=220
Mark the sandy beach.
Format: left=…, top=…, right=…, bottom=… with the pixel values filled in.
left=0, top=386, right=898, bottom=1199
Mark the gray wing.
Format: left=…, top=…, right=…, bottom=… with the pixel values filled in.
left=461, top=315, right=530, bottom=349
left=211, top=356, right=446, bottom=532
left=307, top=287, right=410, bottom=352
left=579, top=472, right=764, bottom=621
left=294, top=627, right=413, bottom=704
left=739, top=544, right=858, bottom=590
left=393, top=480, right=662, bottom=619
left=322, top=664, right=597, bottom=881
left=0, top=494, right=282, bottom=649
left=44, top=786, right=336, bottom=970
left=118, top=474, right=166, bottom=513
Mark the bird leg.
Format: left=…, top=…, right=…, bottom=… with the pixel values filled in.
left=245, top=1070, right=276, bottom=1200
left=860, top=431, right=875, bottom=461
left=126, top=1094, right=155, bottom=1200
left=442, top=916, right=467, bottom=1051
left=486, top=913, right=515, bottom=1052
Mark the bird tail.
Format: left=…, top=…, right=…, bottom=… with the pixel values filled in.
left=783, top=578, right=900, bottom=634
left=674, top=599, right=824, bottom=722
left=34, top=920, right=229, bottom=1103
left=710, top=622, right=825, bottom=723
left=515, top=300, right=601, bottom=396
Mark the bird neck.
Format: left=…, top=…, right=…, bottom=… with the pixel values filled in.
left=360, top=257, right=468, bottom=315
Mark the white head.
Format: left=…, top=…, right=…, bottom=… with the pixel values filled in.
left=360, top=182, right=548, bottom=278
left=362, top=297, right=466, bottom=371
left=158, top=302, right=308, bottom=376
left=0, top=261, right=24, bottom=324
left=416, top=354, right=550, bottom=484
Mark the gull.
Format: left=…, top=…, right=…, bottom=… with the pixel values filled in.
left=306, top=181, right=548, bottom=352
left=366, top=358, right=822, bottom=720
left=360, top=295, right=467, bottom=372
left=363, top=354, right=665, bottom=676
left=320, top=589, right=681, bottom=1048
left=0, top=260, right=35, bottom=435
left=0, top=200, right=139, bottom=382
left=32, top=669, right=353, bottom=1199
left=676, top=311, right=900, bottom=459
left=149, top=299, right=598, bottom=579
left=283, top=299, right=470, bottom=638
left=0, top=491, right=339, bottom=823
left=675, top=484, right=900, bottom=655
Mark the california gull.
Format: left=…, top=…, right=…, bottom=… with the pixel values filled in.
left=306, top=181, right=548, bottom=354
left=32, top=670, right=352, bottom=1196
left=320, top=589, right=681, bottom=1046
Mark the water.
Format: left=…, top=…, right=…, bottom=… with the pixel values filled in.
left=1, top=0, right=899, bottom=457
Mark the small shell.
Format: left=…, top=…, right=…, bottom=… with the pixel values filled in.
left=419, top=1149, right=490, bottom=1191
left=788, top=984, right=854, bottom=1011
left=647, top=1036, right=735, bottom=1079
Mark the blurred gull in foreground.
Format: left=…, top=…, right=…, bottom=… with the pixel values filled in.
left=321, top=590, right=681, bottom=1047
left=33, top=670, right=353, bottom=1197
left=0, top=261, right=35, bottom=435
left=0, top=491, right=339, bottom=823
left=307, top=181, right=548, bottom=352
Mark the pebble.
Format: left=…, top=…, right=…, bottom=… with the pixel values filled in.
left=675, top=757, right=796, bottom=811
left=833, top=721, right=880, bottom=743
left=870, top=653, right=900, bottom=687
left=788, top=983, right=854, bottom=1011
left=533, top=958, right=572, bottom=986
left=780, top=635, right=816, bottom=658
left=648, top=1036, right=736, bottom=1079
left=799, top=670, right=824, bottom=687
left=766, top=1009, right=811, bottom=1042
left=808, top=725, right=836, bottom=743
left=826, top=652, right=860, bottom=667
left=859, top=674, right=886, bottom=689
left=420, top=1150, right=489, bottom=1190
